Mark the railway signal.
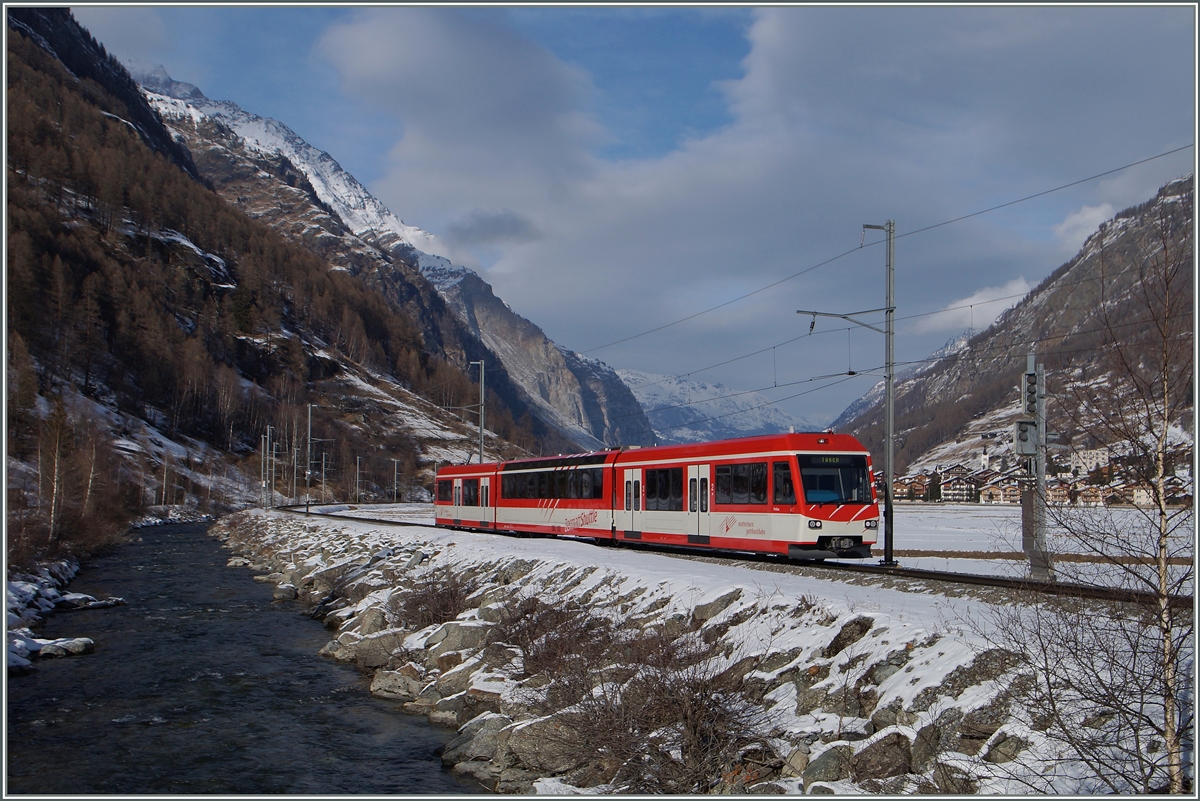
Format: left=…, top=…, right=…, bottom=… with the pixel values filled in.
left=1017, top=354, right=1053, bottom=581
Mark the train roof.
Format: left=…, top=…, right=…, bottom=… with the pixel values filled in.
left=435, top=432, right=869, bottom=476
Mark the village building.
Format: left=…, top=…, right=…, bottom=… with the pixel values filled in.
left=1070, top=448, right=1110, bottom=476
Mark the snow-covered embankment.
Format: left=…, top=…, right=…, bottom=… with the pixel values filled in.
left=213, top=508, right=1047, bottom=794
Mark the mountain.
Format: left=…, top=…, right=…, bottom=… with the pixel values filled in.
left=7, top=8, right=556, bottom=569
left=7, top=8, right=201, bottom=183
left=618, top=370, right=815, bottom=445
left=832, top=176, right=1194, bottom=474
left=135, top=68, right=654, bottom=452
left=832, top=329, right=978, bottom=430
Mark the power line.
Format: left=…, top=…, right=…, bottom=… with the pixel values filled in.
left=621, top=246, right=1173, bottom=397
left=581, top=145, right=1193, bottom=355
left=613, top=308, right=1192, bottom=430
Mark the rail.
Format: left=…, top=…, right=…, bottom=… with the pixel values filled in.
left=275, top=505, right=1193, bottom=609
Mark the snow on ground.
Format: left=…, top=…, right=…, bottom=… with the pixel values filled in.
left=320, top=501, right=1189, bottom=588
left=226, top=506, right=1154, bottom=793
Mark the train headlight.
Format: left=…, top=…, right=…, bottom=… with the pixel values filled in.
left=864, top=519, right=878, bottom=529
left=807, top=520, right=823, bottom=530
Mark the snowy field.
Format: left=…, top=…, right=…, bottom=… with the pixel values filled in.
left=313, top=502, right=1191, bottom=588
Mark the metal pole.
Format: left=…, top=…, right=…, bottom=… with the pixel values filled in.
left=356, top=456, right=361, bottom=504
left=479, top=360, right=485, bottom=465
left=392, top=458, right=399, bottom=503
left=306, top=404, right=312, bottom=516
left=883, top=219, right=896, bottom=567
left=265, top=425, right=274, bottom=509
left=1030, top=354, right=1053, bottom=580
left=470, top=360, right=485, bottom=464
left=862, top=220, right=897, bottom=567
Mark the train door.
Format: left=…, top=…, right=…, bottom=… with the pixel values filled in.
left=618, top=467, right=641, bottom=539
left=687, top=464, right=711, bottom=544
left=452, top=479, right=462, bottom=524
left=480, top=476, right=492, bottom=528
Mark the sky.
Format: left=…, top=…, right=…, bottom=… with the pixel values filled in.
left=72, top=4, right=1196, bottom=426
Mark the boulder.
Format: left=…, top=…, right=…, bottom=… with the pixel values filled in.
left=427, top=621, right=491, bottom=657
left=370, top=669, right=424, bottom=701
left=956, top=697, right=1008, bottom=756
left=355, top=606, right=388, bottom=636
left=984, top=733, right=1029, bottom=764
left=354, top=629, right=407, bottom=669
left=781, top=747, right=809, bottom=777
left=821, top=616, right=873, bottom=659
left=911, top=708, right=962, bottom=773
left=932, top=763, right=978, bottom=794
left=851, top=732, right=911, bottom=780
left=36, top=637, right=94, bottom=658
left=273, top=583, right=297, bottom=600
left=442, top=713, right=513, bottom=764
left=497, top=766, right=541, bottom=795
left=801, top=744, right=852, bottom=785
left=505, top=716, right=590, bottom=774
left=435, top=655, right=485, bottom=697
left=692, top=588, right=742, bottom=622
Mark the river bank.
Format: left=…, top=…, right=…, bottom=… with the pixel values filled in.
left=212, top=506, right=1080, bottom=795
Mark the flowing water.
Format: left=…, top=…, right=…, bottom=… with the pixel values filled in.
left=6, top=522, right=483, bottom=794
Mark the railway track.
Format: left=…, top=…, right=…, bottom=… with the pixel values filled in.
left=278, top=506, right=1192, bottom=609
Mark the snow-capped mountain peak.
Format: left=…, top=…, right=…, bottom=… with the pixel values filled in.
left=133, top=64, right=466, bottom=285
left=619, top=369, right=813, bottom=445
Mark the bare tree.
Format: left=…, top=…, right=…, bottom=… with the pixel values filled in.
left=979, top=182, right=1193, bottom=793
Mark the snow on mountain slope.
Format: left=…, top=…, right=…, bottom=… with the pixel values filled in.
left=832, top=329, right=978, bottom=429
left=138, top=75, right=454, bottom=278
left=619, top=369, right=814, bottom=445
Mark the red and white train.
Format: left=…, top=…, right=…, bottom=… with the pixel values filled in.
left=434, top=432, right=878, bottom=560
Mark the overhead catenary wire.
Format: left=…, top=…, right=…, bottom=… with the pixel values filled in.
left=601, top=308, right=1192, bottom=428
left=623, top=254, right=1171, bottom=397
left=580, top=145, right=1193, bottom=355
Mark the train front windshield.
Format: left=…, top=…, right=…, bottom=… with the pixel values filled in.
left=798, top=454, right=873, bottom=504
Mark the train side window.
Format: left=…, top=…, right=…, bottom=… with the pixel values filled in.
left=643, top=470, right=657, bottom=511
left=437, top=480, right=453, bottom=503
left=462, top=479, right=479, bottom=506
left=592, top=469, right=605, bottom=499
left=732, top=464, right=749, bottom=504
left=454, top=485, right=461, bottom=506
left=625, top=480, right=632, bottom=511
left=750, top=463, right=767, bottom=504
left=715, top=465, right=732, bottom=504
left=700, top=477, right=708, bottom=512
left=633, top=480, right=641, bottom=511
left=773, top=461, right=796, bottom=504
left=689, top=478, right=697, bottom=512
left=669, top=468, right=683, bottom=511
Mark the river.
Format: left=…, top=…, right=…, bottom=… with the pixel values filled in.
left=5, top=522, right=483, bottom=794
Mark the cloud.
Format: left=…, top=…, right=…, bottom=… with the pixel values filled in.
left=912, top=278, right=1034, bottom=334
left=311, top=6, right=1190, bottom=424
left=315, top=8, right=604, bottom=228
left=1054, top=203, right=1116, bottom=253
left=445, top=210, right=543, bottom=248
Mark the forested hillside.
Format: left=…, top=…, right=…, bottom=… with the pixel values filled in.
left=4, top=10, right=541, bottom=567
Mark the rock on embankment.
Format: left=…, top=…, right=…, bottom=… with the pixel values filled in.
left=211, top=509, right=1035, bottom=794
